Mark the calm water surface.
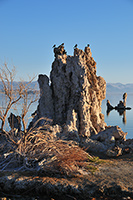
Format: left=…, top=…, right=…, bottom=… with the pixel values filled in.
left=102, top=93, right=133, bottom=139
left=0, top=93, right=38, bottom=131
left=0, top=93, right=132, bottom=139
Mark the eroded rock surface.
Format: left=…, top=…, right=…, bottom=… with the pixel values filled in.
left=91, top=126, right=127, bottom=143
left=32, top=45, right=106, bottom=140
left=8, top=113, right=21, bottom=132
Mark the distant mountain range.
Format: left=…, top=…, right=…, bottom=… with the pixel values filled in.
left=0, top=81, right=133, bottom=94
left=107, top=83, right=133, bottom=94
left=0, top=81, right=39, bottom=93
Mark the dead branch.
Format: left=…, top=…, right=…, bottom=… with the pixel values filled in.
left=0, top=62, right=39, bottom=135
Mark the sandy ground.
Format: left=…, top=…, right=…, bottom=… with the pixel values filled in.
left=0, top=153, right=132, bottom=200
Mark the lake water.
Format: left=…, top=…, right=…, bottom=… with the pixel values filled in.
left=0, top=92, right=132, bottom=139
left=0, top=93, right=38, bottom=131
left=102, top=93, right=133, bottom=139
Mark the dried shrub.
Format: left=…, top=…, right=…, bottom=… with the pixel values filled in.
left=15, top=119, right=99, bottom=176
left=0, top=62, right=39, bottom=136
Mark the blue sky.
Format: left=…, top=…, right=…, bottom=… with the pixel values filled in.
left=0, top=0, right=133, bottom=83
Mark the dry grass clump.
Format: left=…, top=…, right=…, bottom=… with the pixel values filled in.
left=44, top=141, right=90, bottom=176
left=15, top=125, right=98, bottom=176
left=0, top=118, right=102, bottom=176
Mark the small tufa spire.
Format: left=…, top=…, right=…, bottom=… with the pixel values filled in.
left=52, top=44, right=56, bottom=48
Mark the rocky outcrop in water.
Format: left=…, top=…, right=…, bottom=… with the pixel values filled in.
left=31, top=44, right=107, bottom=140
left=106, top=93, right=131, bottom=125
left=107, top=93, right=131, bottom=111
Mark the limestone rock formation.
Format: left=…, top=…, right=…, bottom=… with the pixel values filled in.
left=8, top=113, right=21, bottom=132
left=31, top=44, right=106, bottom=140
left=91, top=126, right=127, bottom=143
left=106, top=100, right=114, bottom=111
left=107, top=93, right=131, bottom=111
left=80, top=125, right=132, bottom=157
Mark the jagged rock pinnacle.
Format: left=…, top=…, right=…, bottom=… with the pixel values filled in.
left=31, top=45, right=106, bottom=141
left=53, top=44, right=67, bottom=57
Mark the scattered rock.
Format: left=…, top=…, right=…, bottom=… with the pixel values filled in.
left=123, top=147, right=131, bottom=154
left=106, top=146, right=122, bottom=157
left=91, top=126, right=127, bottom=143
left=80, top=137, right=108, bottom=153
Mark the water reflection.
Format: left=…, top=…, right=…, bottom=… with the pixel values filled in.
left=102, top=94, right=133, bottom=139
left=106, top=93, right=132, bottom=125
left=106, top=101, right=131, bottom=125
left=107, top=108, right=127, bottom=124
